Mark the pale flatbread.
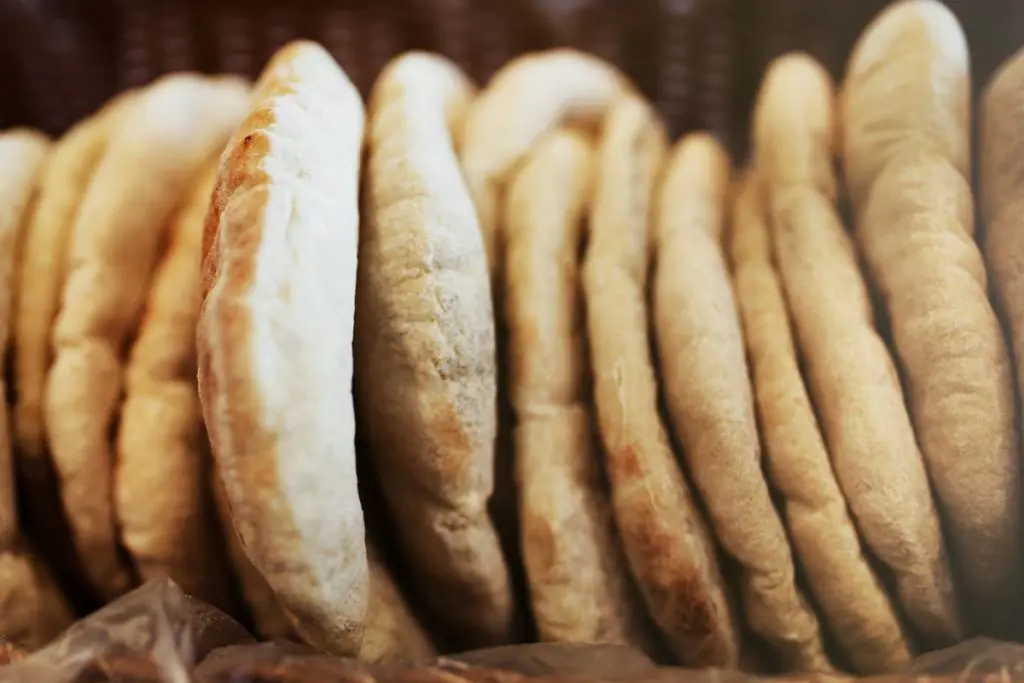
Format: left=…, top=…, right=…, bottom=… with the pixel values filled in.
left=198, top=41, right=369, bottom=655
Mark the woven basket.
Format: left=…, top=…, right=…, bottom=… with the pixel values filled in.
left=4, top=0, right=1021, bottom=157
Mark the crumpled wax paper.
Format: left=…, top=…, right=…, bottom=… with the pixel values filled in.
left=0, top=579, right=252, bottom=683
left=2, top=580, right=1023, bottom=682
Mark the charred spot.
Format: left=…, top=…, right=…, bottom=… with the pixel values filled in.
left=241, top=132, right=257, bottom=150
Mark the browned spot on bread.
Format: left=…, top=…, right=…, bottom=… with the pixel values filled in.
left=641, top=524, right=717, bottom=644
left=610, top=443, right=643, bottom=481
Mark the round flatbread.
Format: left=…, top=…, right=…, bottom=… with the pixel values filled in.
left=355, top=51, right=514, bottom=648
left=198, top=41, right=369, bottom=655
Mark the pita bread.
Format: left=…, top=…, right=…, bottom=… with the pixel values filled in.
left=0, top=129, right=75, bottom=649
left=198, top=41, right=368, bottom=655
left=355, top=51, right=514, bottom=647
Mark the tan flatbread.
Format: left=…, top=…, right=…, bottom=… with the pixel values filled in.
left=198, top=41, right=369, bottom=655
left=982, top=41, right=1024, bottom=643
left=652, top=132, right=830, bottom=671
left=456, top=48, right=631, bottom=646
left=46, top=73, right=250, bottom=603
left=982, top=50, right=1024, bottom=221
left=360, top=542, right=436, bottom=665
left=728, top=169, right=911, bottom=674
left=0, top=130, right=50, bottom=550
left=0, top=129, right=74, bottom=649
left=504, top=124, right=653, bottom=650
left=582, top=98, right=738, bottom=667
left=11, top=99, right=130, bottom=593
left=840, top=0, right=970, bottom=209
left=12, top=96, right=141, bottom=609
left=355, top=51, right=514, bottom=648
left=460, top=48, right=631, bottom=277
left=843, top=2, right=1020, bottom=638
left=12, top=91, right=135, bottom=484
left=115, top=163, right=236, bottom=610
left=753, top=49, right=962, bottom=649
left=13, top=118, right=104, bottom=471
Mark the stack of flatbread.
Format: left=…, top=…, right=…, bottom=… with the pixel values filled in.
left=3, top=0, right=1024, bottom=674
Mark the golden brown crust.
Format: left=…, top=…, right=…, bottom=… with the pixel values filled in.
left=0, top=129, right=50, bottom=549
left=355, top=51, right=514, bottom=647
left=844, top=3, right=1020, bottom=638
left=115, top=163, right=236, bottom=611
left=10, top=96, right=138, bottom=603
left=0, top=128, right=75, bottom=649
left=12, top=91, right=135, bottom=484
left=505, top=124, right=653, bottom=650
left=13, top=117, right=104, bottom=471
left=754, top=51, right=961, bottom=649
left=582, top=99, right=738, bottom=667
left=198, top=41, right=369, bottom=655
left=729, top=170, right=911, bottom=674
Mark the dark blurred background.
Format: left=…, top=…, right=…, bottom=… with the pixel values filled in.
left=0, top=0, right=1017, bottom=157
